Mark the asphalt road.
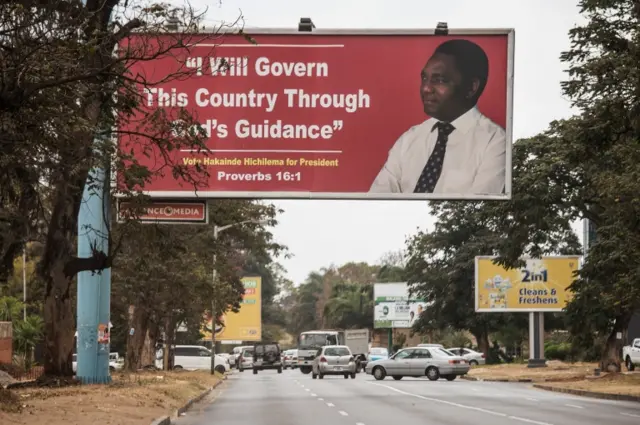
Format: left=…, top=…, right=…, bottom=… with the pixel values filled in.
left=174, top=369, right=640, bottom=425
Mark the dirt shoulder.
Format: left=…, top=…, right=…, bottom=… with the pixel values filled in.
left=536, top=373, right=640, bottom=398
left=0, top=370, right=222, bottom=425
left=466, top=361, right=598, bottom=382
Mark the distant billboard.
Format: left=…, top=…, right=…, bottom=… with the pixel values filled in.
left=201, top=276, right=262, bottom=341
left=475, top=256, right=581, bottom=313
left=374, top=282, right=428, bottom=328
left=119, top=28, right=514, bottom=200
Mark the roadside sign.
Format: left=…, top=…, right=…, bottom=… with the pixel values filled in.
left=117, top=200, right=208, bottom=224
left=475, top=256, right=581, bottom=312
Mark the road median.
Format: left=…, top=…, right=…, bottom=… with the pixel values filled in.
left=462, top=361, right=597, bottom=383
left=533, top=373, right=640, bottom=402
left=0, top=369, right=225, bottom=425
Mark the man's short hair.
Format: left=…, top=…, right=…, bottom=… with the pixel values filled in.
left=433, top=39, right=489, bottom=101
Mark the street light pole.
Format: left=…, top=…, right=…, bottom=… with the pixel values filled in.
left=210, top=224, right=219, bottom=375
left=209, top=219, right=268, bottom=375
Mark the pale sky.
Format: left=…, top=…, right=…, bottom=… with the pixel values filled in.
left=188, top=0, right=585, bottom=284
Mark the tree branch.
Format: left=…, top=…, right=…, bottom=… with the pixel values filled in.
left=63, top=250, right=111, bottom=277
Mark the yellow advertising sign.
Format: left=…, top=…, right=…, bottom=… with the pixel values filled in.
left=475, top=256, right=580, bottom=312
left=201, top=276, right=262, bottom=341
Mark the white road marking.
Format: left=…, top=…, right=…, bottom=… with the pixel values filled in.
left=621, top=412, right=640, bottom=418
left=472, top=388, right=480, bottom=392
left=368, top=382, right=556, bottom=424
left=327, top=402, right=335, bottom=407
left=339, top=411, right=349, bottom=416
left=318, top=398, right=324, bottom=401
left=526, top=398, right=539, bottom=402
left=564, top=404, right=583, bottom=409
left=305, top=388, right=310, bottom=392
left=311, top=393, right=317, bottom=397
left=508, top=416, right=553, bottom=425
left=356, top=423, right=366, bottom=425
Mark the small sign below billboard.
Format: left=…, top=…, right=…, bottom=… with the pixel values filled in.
left=117, top=200, right=208, bottom=224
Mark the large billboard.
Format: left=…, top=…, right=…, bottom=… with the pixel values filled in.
left=201, top=276, right=262, bottom=341
left=475, top=256, right=581, bottom=313
left=374, top=282, right=428, bottom=328
left=119, top=29, right=514, bottom=200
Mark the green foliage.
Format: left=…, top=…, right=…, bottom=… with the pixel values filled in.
left=0, top=296, right=23, bottom=322
left=111, top=199, right=285, bottom=352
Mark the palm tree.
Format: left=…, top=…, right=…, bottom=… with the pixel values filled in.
left=0, top=296, right=24, bottom=321
left=13, top=314, right=44, bottom=370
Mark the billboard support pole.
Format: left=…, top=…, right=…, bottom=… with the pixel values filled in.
left=76, top=0, right=112, bottom=384
left=527, top=312, right=546, bottom=368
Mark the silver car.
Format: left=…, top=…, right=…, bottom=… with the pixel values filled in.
left=311, top=345, right=357, bottom=379
left=365, top=346, right=469, bottom=381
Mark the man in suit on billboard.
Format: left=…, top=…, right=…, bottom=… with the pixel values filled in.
left=369, top=39, right=506, bottom=195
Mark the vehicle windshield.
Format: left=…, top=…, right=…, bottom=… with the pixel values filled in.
left=432, top=348, right=455, bottom=357
left=324, top=347, right=350, bottom=356
left=370, top=348, right=388, bottom=355
left=255, top=344, right=278, bottom=355
left=299, top=333, right=329, bottom=348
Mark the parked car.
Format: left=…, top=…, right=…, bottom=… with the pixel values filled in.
left=365, top=346, right=469, bottom=381
left=238, top=347, right=254, bottom=372
left=623, top=338, right=640, bottom=371
left=311, top=345, right=357, bottom=380
left=447, top=347, right=485, bottom=366
left=154, top=345, right=229, bottom=374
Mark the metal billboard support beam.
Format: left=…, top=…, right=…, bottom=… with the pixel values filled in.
left=76, top=137, right=112, bottom=384
left=527, top=312, right=546, bottom=368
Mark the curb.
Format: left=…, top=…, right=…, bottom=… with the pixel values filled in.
left=150, top=417, right=171, bottom=425
left=461, top=376, right=532, bottom=383
left=149, top=373, right=227, bottom=425
left=533, top=384, right=640, bottom=403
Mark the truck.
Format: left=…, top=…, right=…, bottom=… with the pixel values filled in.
left=623, top=338, right=640, bottom=371
left=296, top=329, right=369, bottom=375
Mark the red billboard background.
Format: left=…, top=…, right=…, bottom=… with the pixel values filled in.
left=118, top=31, right=512, bottom=198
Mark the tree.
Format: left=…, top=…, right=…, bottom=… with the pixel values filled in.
left=485, top=0, right=640, bottom=371
left=112, top=199, right=284, bottom=370
left=0, top=1, right=249, bottom=376
left=404, top=136, right=581, bottom=356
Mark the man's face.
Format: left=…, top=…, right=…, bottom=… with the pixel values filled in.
left=420, top=53, right=473, bottom=121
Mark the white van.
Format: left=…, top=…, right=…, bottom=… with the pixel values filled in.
left=155, top=345, right=229, bottom=374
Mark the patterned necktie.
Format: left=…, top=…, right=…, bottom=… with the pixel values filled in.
left=413, top=121, right=455, bottom=193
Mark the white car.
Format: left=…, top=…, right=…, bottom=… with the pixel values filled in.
left=447, top=347, right=486, bottom=366
left=623, top=338, right=640, bottom=371
left=156, top=345, right=229, bottom=374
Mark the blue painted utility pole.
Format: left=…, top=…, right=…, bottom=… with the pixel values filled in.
left=76, top=0, right=112, bottom=384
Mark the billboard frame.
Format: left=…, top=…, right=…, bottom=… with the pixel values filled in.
left=474, top=255, right=582, bottom=313
left=118, top=27, right=515, bottom=201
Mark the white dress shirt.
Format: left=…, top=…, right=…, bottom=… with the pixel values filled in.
left=369, top=107, right=506, bottom=195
